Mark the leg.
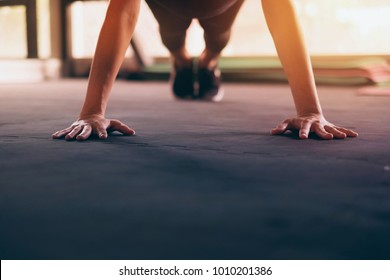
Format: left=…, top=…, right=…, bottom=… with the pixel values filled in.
left=145, top=0, right=196, bottom=99
left=198, top=0, right=244, bottom=68
left=145, top=0, right=192, bottom=68
left=199, top=0, right=244, bottom=68
left=197, top=0, right=244, bottom=101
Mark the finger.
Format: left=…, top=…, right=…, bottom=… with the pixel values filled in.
left=324, top=125, right=347, bottom=139
left=52, top=127, right=73, bottom=139
left=76, top=124, right=92, bottom=141
left=65, top=126, right=83, bottom=140
left=312, top=124, right=333, bottom=140
left=109, top=119, right=136, bottom=135
left=299, top=120, right=311, bottom=139
left=271, top=120, right=290, bottom=135
left=96, top=126, right=108, bottom=139
left=335, top=126, right=358, bottom=137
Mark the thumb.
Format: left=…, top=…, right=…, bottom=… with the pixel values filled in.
left=109, top=119, right=136, bottom=135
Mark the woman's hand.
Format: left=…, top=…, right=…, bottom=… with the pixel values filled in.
left=271, top=114, right=358, bottom=140
left=52, top=115, right=135, bottom=141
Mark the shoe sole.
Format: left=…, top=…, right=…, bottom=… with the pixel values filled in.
left=200, top=87, right=224, bottom=102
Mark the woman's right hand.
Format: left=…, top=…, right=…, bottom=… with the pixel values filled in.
left=52, top=115, right=135, bottom=141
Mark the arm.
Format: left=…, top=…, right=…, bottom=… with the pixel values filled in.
left=53, top=0, right=141, bottom=140
left=261, top=0, right=357, bottom=139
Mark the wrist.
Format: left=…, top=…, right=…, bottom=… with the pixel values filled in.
left=296, top=112, right=327, bottom=123
left=297, top=111, right=322, bottom=117
left=79, top=104, right=105, bottom=119
left=79, top=112, right=105, bottom=120
left=296, top=106, right=323, bottom=118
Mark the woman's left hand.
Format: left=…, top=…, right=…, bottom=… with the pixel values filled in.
left=271, top=113, right=358, bottom=140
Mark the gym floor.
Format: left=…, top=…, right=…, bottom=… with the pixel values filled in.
left=0, top=79, right=389, bottom=259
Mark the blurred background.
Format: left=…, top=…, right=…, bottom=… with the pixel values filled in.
left=0, top=0, right=390, bottom=85
left=1, top=1, right=390, bottom=260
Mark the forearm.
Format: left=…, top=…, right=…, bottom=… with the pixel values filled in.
left=261, top=0, right=322, bottom=116
left=80, top=0, right=140, bottom=118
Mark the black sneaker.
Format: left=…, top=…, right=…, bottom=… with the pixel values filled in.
left=170, top=60, right=195, bottom=100
left=198, top=66, right=224, bottom=102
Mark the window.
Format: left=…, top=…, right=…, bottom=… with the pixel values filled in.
left=67, top=0, right=390, bottom=59
left=292, top=0, right=390, bottom=55
left=1, top=0, right=388, bottom=59
left=0, top=5, right=27, bottom=58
